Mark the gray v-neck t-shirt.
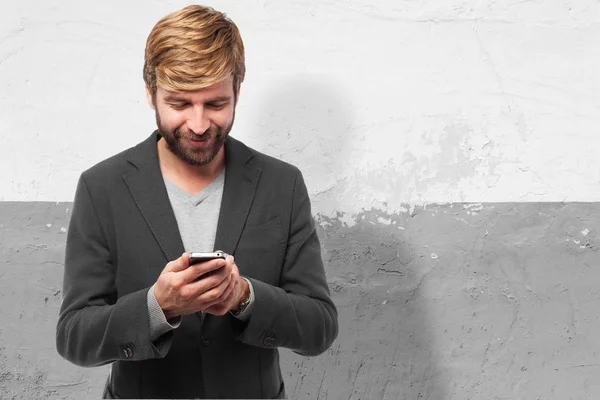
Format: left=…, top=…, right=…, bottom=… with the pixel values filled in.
left=163, top=170, right=225, bottom=253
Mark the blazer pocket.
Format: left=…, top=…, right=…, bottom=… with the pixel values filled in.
left=235, top=217, right=285, bottom=285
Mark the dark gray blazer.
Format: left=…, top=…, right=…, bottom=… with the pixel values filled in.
left=56, top=131, right=338, bottom=399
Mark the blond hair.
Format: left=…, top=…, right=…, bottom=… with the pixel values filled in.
left=143, top=5, right=245, bottom=99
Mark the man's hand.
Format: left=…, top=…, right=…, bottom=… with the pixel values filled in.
left=154, top=252, right=239, bottom=319
left=205, top=267, right=249, bottom=316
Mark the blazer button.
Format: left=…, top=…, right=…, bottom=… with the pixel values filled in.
left=201, top=335, right=210, bottom=347
left=121, top=345, right=134, bottom=358
left=263, top=336, right=276, bottom=346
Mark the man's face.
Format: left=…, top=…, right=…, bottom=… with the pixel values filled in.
left=147, top=77, right=237, bottom=166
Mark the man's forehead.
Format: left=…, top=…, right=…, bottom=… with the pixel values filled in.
left=158, top=84, right=234, bottom=101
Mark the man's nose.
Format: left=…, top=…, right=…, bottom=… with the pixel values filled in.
left=187, top=107, right=210, bottom=134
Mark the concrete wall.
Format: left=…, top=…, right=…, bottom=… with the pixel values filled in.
left=1, top=1, right=599, bottom=399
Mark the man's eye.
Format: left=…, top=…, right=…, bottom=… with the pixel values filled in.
left=208, top=103, right=227, bottom=109
left=170, top=103, right=188, bottom=109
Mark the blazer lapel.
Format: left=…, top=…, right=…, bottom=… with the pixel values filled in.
left=213, top=136, right=261, bottom=255
left=122, top=131, right=185, bottom=263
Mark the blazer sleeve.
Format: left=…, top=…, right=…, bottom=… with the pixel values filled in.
left=232, top=169, right=339, bottom=356
left=55, top=175, right=173, bottom=367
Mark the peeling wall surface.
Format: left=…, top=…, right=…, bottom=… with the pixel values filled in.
left=1, top=1, right=599, bottom=399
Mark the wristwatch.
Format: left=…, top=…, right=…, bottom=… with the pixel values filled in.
left=231, top=278, right=251, bottom=316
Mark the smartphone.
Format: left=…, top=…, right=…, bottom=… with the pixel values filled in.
left=189, top=251, right=226, bottom=265
left=189, top=251, right=226, bottom=278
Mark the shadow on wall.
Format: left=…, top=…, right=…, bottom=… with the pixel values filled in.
left=243, top=75, right=356, bottom=208
left=278, top=214, right=449, bottom=400
left=247, top=76, right=448, bottom=399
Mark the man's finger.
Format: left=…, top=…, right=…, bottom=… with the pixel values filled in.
left=178, top=262, right=230, bottom=302
left=203, top=274, right=237, bottom=310
left=204, top=279, right=239, bottom=315
left=193, top=271, right=234, bottom=305
left=182, top=258, right=227, bottom=283
left=203, top=279, right=237, bottom=310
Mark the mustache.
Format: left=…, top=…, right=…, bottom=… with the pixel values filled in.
left=174, top=127, right=220, bottom=139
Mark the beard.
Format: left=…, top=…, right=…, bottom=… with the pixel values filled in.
left=155, top=110, right=234, bottom=166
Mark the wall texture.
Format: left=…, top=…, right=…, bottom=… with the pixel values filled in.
left=1, top=1, right=599, bottom=399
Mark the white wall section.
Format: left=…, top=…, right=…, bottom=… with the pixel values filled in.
left=1, top=1, right=599, bottom=217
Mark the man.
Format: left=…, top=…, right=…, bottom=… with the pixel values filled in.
left=55, top=5, right=338, bottom=399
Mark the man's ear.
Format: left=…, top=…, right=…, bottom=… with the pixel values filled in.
left=145, top=85, right=155, bottom=110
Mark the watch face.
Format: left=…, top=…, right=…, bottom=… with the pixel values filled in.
left=240, top=297, right=250, bottom=308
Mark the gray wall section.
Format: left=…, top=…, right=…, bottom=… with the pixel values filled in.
left=0, top=202, right=598, bottom=399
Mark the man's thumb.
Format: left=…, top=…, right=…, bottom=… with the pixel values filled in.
left=166, top=253, right=189, bottom=272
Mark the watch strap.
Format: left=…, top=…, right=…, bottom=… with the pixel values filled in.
left=231, top=278, right=251, bottom=316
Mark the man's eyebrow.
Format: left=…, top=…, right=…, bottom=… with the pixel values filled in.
left=164, top=95, right=189, bottom=103
left=205, top=95, right=232, bottom=103
left=163, top=95, right=232, bottom=103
